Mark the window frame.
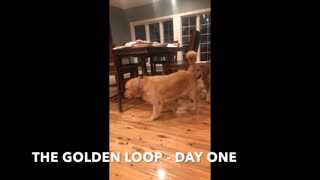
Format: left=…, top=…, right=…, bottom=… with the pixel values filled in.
left=132, top=18, right=173, bottom=43
left=130, top=8, right=211, bottom=63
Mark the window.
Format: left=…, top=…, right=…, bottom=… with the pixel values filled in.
left=163, top=20, right=173, bottom=42
left=149, top=23, right=160, bottom=42
left=181, top=16, right=197, bottom=55
left=181, top=13, right=211, bottom=62
left=134, top=25, right=146, bottom=40
left=132, top=19, right=173, bottom=43
left=130, top=9, right=211, bottom=62
left=200, top=14, right=211, bottom=61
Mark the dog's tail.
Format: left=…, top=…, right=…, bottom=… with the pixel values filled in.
left=186, top=50, right=197, bottom=65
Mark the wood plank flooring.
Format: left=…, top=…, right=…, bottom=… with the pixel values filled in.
left=109, top=93, right=211, bottom=180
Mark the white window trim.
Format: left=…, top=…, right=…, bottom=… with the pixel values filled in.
left=130, top=8, right=211, bottom=63
left=145, top=24, right=150, bottom=41
left=159, top=22, right=164, bottom=43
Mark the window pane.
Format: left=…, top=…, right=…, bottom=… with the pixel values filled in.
left=189, top=26, right=196, bottom=35
left=200, top=53, right=208, bottom=61
left=200, top=25, right=208, bottom=34
left=163, top=20, right=173, bottom=42
left=203, top=53, right=211, bottom=61
left=199, top=13, right=211, bottom=61
left=201, top=35, right=208, bottom=43
left=182, top=17, right=189, bottom=27
left=149, top=23, right=160, bottom=42
left=200, top=15, right=206, bottom=24
left=200, top=44, right=208, bottom=52
left=135, top=25, right=146, bottom=40
left=182, top=27, right=189, bottom=36
left=182, top=16, right=197, bottom=48
left=190, top=16, right=196, bottom=26
left=200, top=14, right=210, bottom=25
left=164, top=36, right=169, bottom=42
left=182, top=37, right=190, bottom=45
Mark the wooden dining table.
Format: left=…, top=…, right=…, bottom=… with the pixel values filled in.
left=112, top=46, right=184, bottom=75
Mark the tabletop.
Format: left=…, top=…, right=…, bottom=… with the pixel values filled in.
left=113, top=46, right=184, bottom=56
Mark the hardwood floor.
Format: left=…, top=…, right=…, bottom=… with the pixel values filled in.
left=109, top=93, right=211, bottom=180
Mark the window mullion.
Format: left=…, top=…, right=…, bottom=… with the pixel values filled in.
left=160, top=22, right=164, bottom=43
left=145, top=24, right=150, bottom=41
left=196, top=15, right=200, bottom=62
left=130, top=24, right=135, bottom=41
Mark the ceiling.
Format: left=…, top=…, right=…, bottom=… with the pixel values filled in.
left=110, top=0, right=161, bottom=10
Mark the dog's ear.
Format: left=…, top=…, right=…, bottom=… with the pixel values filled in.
left=199, top=65, right=209, bottom=78
left=194, top=64, right=202, bottom=79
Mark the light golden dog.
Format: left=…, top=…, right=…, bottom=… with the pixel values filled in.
left=124, top=51, right=201, bottom=121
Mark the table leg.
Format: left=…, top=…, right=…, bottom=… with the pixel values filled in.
left=113, top=56, right=123, bottom=112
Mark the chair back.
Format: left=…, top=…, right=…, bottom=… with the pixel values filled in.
left=187, top=30, right=200, bottom=52
left=181, top=30, right=200, bottom=69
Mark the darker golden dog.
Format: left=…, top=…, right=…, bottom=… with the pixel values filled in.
left=198, top=62, right=211, bottom=103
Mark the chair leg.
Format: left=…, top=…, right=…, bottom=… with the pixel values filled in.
left=153, top=63, right=156, bottom=75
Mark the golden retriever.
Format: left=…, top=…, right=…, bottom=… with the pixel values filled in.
left=124, top=51, right=201, bottom=121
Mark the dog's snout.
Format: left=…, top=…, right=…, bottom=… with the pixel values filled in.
left=125, top=92, right=134, bottom=99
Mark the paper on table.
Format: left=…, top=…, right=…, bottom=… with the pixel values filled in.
left=167, top=44, right=177, bottom=47
left=124, top=41, right=136, bottom=47
left=112, top=46, right=127, bottom=50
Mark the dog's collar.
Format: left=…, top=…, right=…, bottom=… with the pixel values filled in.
left=138, top=76, right=144, bottom=96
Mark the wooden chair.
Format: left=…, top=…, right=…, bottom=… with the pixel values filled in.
left=109, top=30, right=141, bottom=112
left=162, top=30, right=200, bottom=74
left=109, top=43, right=138, bottom=98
